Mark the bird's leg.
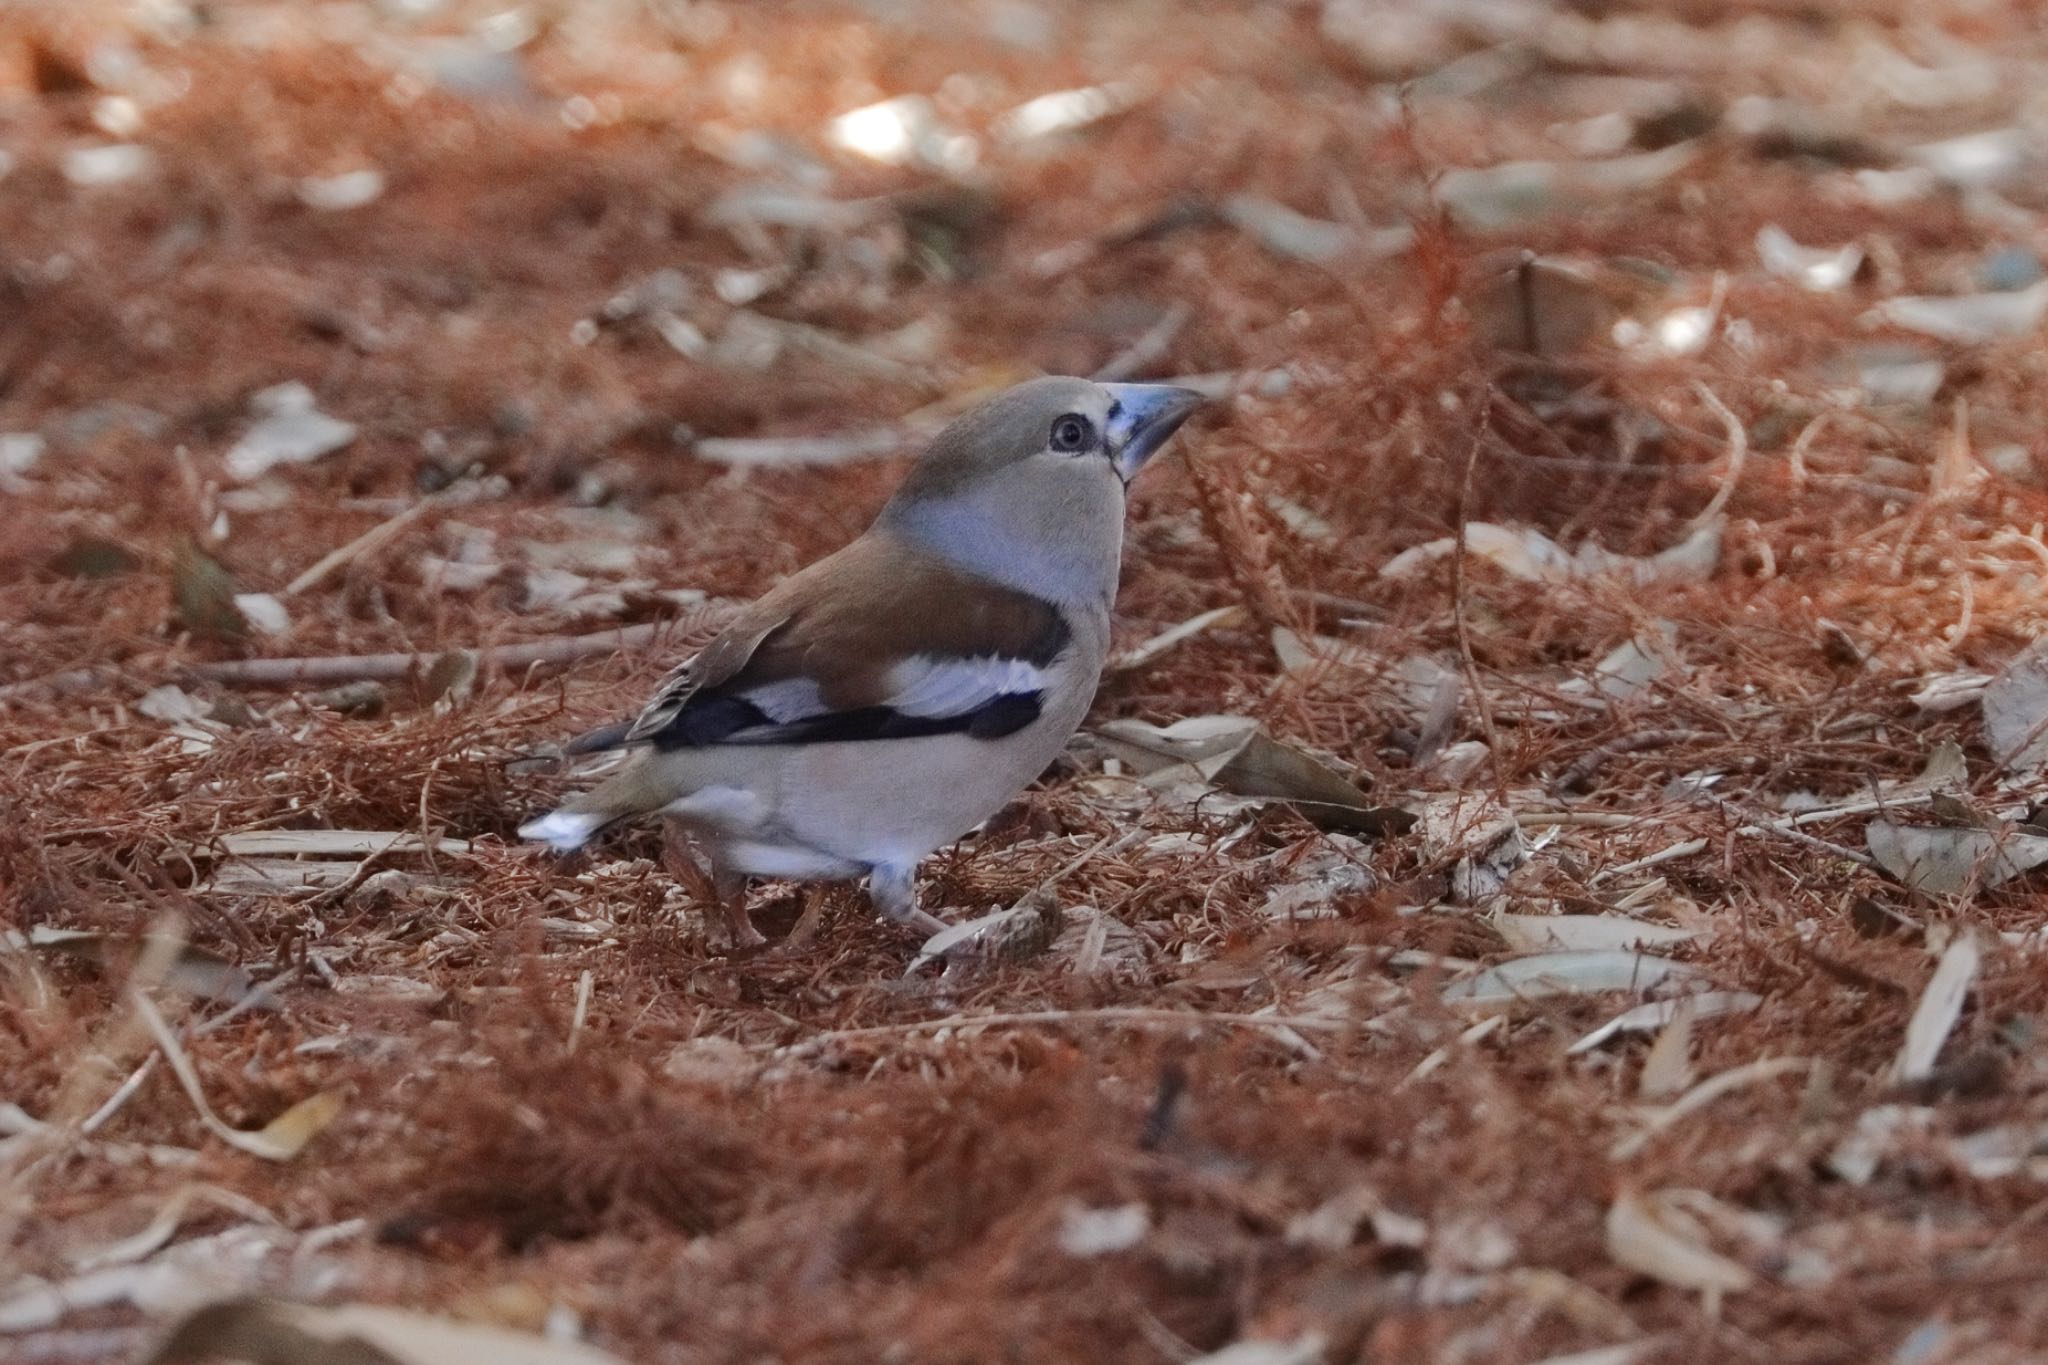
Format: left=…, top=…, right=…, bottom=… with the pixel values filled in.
left=662, top=817, right=765, bottom=949
left=784, top=884, right=828, bottom=948
left=866, top=862, right=950, bottom=938
left=711, top=865, right=764, bottom=950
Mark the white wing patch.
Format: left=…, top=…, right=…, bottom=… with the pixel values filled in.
left=884, top=655, right=1049, bottom=719
left=737, top=676, right=828, bottom=722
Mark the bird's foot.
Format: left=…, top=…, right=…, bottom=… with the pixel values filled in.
left=899, top=907, right=951, bottom=938
left=715, top=904, right=769, bottom=952
left=865, top=862, right=950, bottom=939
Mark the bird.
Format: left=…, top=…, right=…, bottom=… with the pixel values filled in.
left=518, top=375, right=1204, bottom=945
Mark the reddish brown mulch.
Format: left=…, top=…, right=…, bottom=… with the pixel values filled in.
left=8, top=2, right=2048, bottom=1362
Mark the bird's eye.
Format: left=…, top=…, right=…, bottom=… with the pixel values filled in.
left=1049, top=414, right=1092, bottom=453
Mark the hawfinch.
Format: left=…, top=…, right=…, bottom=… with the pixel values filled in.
left=519, top=376, right=1203, bottom=943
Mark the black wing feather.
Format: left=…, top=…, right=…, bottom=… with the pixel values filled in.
left=650, top=689, right=1043, bottom=750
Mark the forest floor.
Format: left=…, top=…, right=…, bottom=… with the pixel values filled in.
left=8, top=1, right=2048, bottom=1362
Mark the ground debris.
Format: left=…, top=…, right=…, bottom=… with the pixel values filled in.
left=223, top=383, right=358, bottom=483
left=9, top=1, right=2048, bottom=1358
left=1605, top=1190, right=1755, bottom=1301
left=1380, top=520, right=1720, bottom=587
left=1866, top=822, right=2048, bottom=896
left=1442, top=950, right=1699, bottom=1009
left=142, top=1298, right=625, bottom=1365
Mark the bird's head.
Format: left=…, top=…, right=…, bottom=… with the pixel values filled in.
left=878, top=376, right=1205, bottom=607
left=894, top=375, right=1204, bottom=498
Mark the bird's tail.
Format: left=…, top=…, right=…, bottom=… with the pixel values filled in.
left=518, top=752, right=682, bottom=852
left=518, top=807, right=609, bottom=851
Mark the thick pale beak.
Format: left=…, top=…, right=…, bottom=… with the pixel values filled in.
left=1103, top=383, right=1205, bottom=483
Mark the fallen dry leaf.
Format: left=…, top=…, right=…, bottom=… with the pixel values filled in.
left=1891, top=931, right=1981, bottom=1084
left=1637, top=995, right=1696, bottom=1099
left=1379, top=521, right=1720, bottom=587
left=222, top=383, right=358, bottom=482
left=1866, top=281, right=2048, bottom=343
left=134, top=990, right=343, bottom=1161
left=1605, top=1189, right=1755, bottom=1297
left=1185, top=1335, right=1328, bottom=1365
left=1981, top=639, right=2048, bottom=773
left=1096, top=715, right=1415, bottom=836
left=209, top=830, right=471, bottom=859
left=1495, top=913, right=1698, bottom=953
left=144, top=1297, right=627, bottom=1365
left=1865, top=822, right=2048, bottom=895
left=1568, top=992, right=1762, bottom=1055
left=1443, top=950, right=1699, bottom=1007
left=22, top=927, right=256, bottom=1007
left=1755, top=224, right=1863, bottom=291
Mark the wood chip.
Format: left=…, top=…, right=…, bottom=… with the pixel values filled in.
left=1891, top=930, right=1981, bottom=1084
left=143, top=1298, right=627, bottom=1365
left=208, top=830, right=471, bottom=859
left=1605, top=1189, right=1754, bottom=1297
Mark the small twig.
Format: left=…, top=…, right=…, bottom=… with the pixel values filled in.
left=1944, top=572, right=1975, bottom=649
left=282, top=492, right=443, bottom=597
left=0, top=665, right=129, bottom=702
left=1478, top=441, right=1921, bottom=503
left=1783, top=408, right=1832, bottom=491
left=1516, top=810, right=1644, bottom=829
left=0, top=609, right=728, bottom=702
left=193, top=617, right=707, bottom=687
left=1164, top=367, right=1294, bottom=400
left=1017, top=829, right=1146, bottom=907
left=78, top=1054, right=160, bottom=1137
left=190, top=982, right=282, bottom=1036
left=295, top=847, right=401, bottom=910
left=1789, top=941, right=1909, bottom=998
left=1884, top=401, right=1975, bottom=580
left=1698, top=791, right=1875, bottom=868
left=1290, top=588, right=1386, bottom=621
left=1109, top=605, right=1244, bottom=673
left=1595, top=788, right=1917, bottom=884
left=1688, top=381, right=1747, bottom=529
left=1092, top=302, right=1192, bottom=382
left=1592, top=838, right=1712, bottom=884
left=1777, top=792, right=1935, bottom=828
left=777, top=1007, right=1373, bottom=1060
left=1610, top=1056, right=1813, bottom=1160
left=1400, top=1014, right=1504, bottom=1087
left=1450, top=404, right=1503, bottom=763
left=1554, top=729, right=1715, bottom=794
left=568, top=969, right=594, bottom=1055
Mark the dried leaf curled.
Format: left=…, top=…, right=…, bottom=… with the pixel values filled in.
left=146, top=1297, right=627, bottom=1365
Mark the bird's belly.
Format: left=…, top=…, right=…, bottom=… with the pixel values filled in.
left=648, top=619, right=1104, bottom=876
left=714, top=839, right=868, bottom=880
left=648, top=719, right=1079, bottom=876
left=775, top=655, right=1097, bottom=866
left=771, top=726, right=1064, bottom=865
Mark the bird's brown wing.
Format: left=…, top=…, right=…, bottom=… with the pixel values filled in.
left=609, top=533, right=1069, bottom=751
left=619, top=602, right=791, bottom=744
